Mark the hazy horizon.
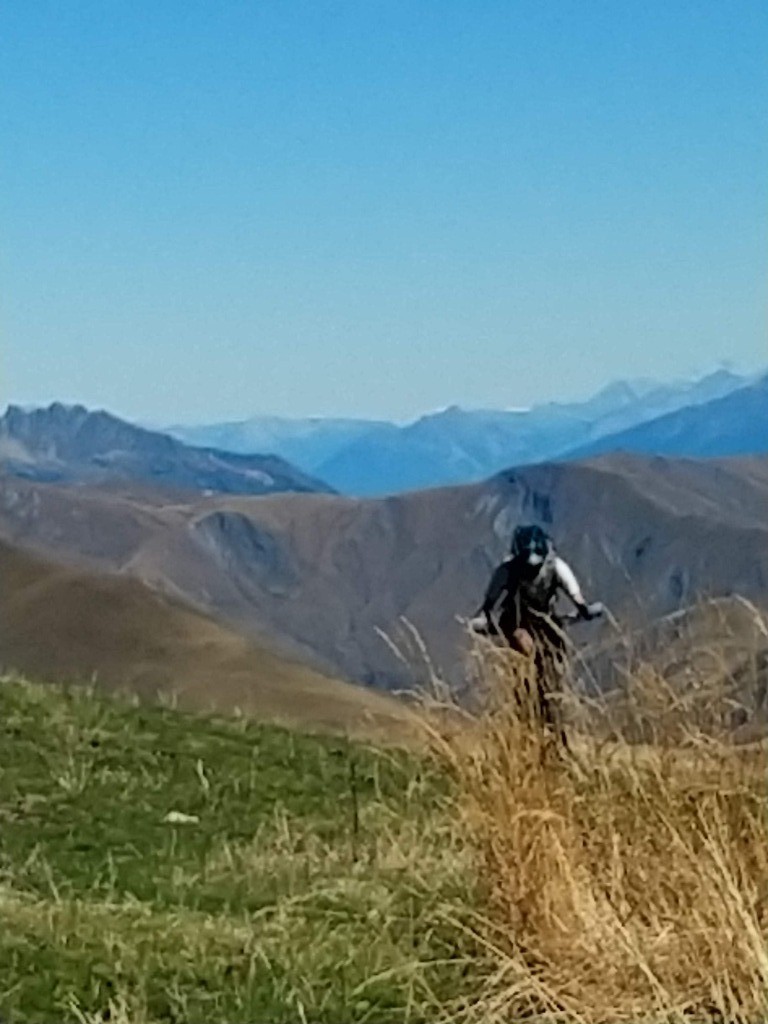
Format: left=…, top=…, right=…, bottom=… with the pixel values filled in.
left=3, top=2, right=766, bottom=422
left=3, top=360, right=761, bottom=431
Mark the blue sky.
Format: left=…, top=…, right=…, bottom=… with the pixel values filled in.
left=2, top=1, right=766, bottom=423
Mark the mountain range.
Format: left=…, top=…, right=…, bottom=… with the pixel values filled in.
left=6, top=368, right=760, bottom=504
left=2, top=368, right=767, bottom=730
left=0, top=403, right=331, bottom=497
left=2, top=453, right=767, bottom=693
left=168, top=368, right=759, bottom=495
left=565, top=374, right=768, bottom=461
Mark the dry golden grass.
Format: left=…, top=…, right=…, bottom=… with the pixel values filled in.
left=421, top=617, right=768, bottom=1024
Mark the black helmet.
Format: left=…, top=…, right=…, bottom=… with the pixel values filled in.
left=510, top=524, right=552, bottom=565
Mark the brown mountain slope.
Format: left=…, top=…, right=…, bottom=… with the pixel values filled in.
left=0, top=540, right=418, bottom=741
left=1, top=453, right=767, bottom=690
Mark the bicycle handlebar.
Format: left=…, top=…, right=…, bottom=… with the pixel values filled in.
left=467, top=602, right=605, bottom=634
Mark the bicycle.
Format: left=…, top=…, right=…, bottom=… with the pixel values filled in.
left=468, top=604, right=605, bottom=748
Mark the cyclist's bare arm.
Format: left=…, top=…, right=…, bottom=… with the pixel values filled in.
left=554, top=557, right=588, bottom=611
left=555, top=557, right=603, bottom=620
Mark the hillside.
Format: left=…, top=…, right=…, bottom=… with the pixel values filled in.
left=2, top=454, right=767, bottom=691
left=0, top=403, right=332, bottom=496
left=564, top=374, right=768, bottom=461
left=0, top=540, right=418, bottom=741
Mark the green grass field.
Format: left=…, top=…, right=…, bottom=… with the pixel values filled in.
left=0, top=675, right=475, bottom=1024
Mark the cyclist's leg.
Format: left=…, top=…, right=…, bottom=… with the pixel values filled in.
left=530, top=618, right=570, bottom=749
left=497, top=609, right=541, bottom=722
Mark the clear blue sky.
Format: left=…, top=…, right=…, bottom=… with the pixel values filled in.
left=2, top=1, right=766, bottom=423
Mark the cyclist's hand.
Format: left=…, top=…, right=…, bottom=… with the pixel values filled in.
left=469, top=614, right=498, bottom=636
left=582, top=601, right=605, bottom=620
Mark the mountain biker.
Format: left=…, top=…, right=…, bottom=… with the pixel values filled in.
left=471, top=524, right=603, bottom=737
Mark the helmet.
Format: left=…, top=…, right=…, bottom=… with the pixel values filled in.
left=510, top=524, right=552, bottom=566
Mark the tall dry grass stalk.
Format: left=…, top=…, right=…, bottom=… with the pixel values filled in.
left=427, top=626, right=768, bottom=1024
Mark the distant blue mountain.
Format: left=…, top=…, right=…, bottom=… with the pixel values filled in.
left=539, top=368, right=749, bottom=439
left=311, top=369, right=753, bottom=493
left=313, top=405, right=580, bottom=494
left=563, top=374, right=768, bottom=461
left=167, top=369, right=755, bottom=495
left=170, top=415, right=391, bottom=472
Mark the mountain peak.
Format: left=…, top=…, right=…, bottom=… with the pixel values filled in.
left=0, top=403, right=333, bottom=496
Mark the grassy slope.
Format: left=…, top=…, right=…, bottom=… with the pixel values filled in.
left=0, top=676, right=471, bottom=1024
left=3, top=640, right=766, bottom=1024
